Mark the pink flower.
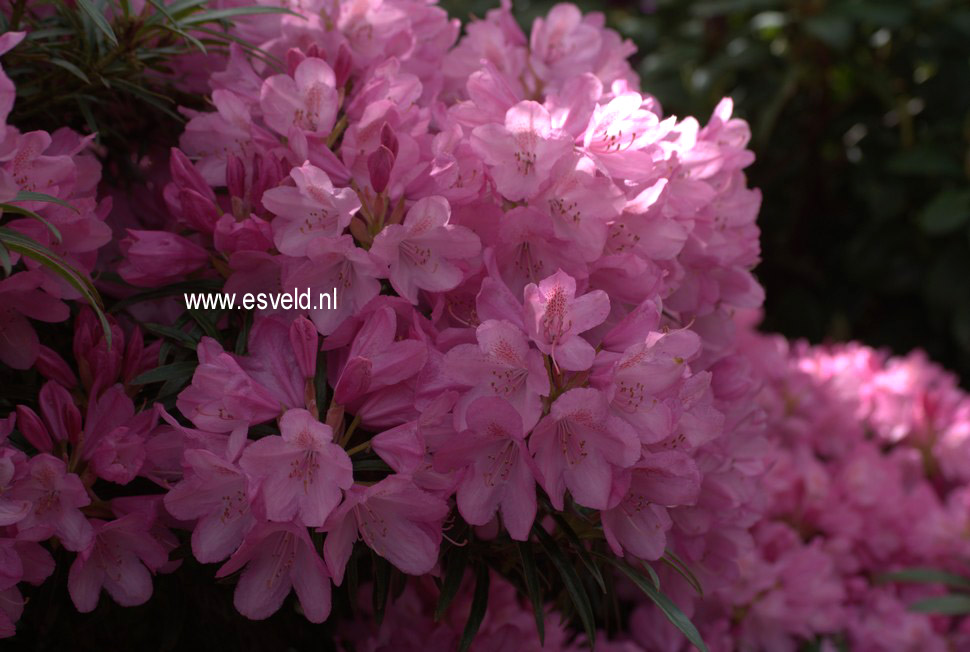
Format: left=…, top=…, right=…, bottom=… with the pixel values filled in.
left=215, top=521, right=331, bottom=623
left=523, top=269, right=609, bottom=371
left=601, top=451, right=700, bottom=560
left=433, top=397, right=537, bottom=540
left=601, top=329, right=702, bottom=441
left=332, top=306, right=427, bottom=405
left=443, top=319, right=549, bottom=431
left=118, top=230, right=209, bottom=287
left=0, top=272, right=70, bottom=370
left=322, top=475, right=449, bottom=585
left=163, top=448, right=255, bottom=563
left=261, top=57, right=339, bottom=136
left=262, top=161, right=361, bottom=256
left=11, top=454, right=92, bottom=551
left=0, top=31, right=25, bottom=124
left=176, top=337, right=281, bottom=434
left=369, top=196, right=481, bottom=304
left=282, top=234, right=381, bottom=336
left=529, top=388, right=640, bottom=510
left=470, top=101, right=571, bottom=201
left=239, top=409, right=352, bottom=527
left=68, top=511, right=168, bottom=612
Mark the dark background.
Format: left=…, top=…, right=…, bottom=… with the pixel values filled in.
left=441, top=0, right=970, bottom=384
left=6, top=0, right=970, bottom=649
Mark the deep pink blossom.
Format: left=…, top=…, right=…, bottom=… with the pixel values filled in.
left=239, top=409, right=352, bottom=527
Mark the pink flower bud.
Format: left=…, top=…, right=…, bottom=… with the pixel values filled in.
left=35, top=345, right=78, bottom=389
left=285, top=47, right=307, bottom=77
left=178, top=188, right=220, bottom=233
left=289, top=316, right=319, bottom=379
left=333, top=44, right=352, bottom=88
left=226, top=152, right=246, bottom=201
left=367, top=145, right=394, bottom=194
left=118, top=230, right=209, bottom=287
left=15, top=405, right=53, bottom=453
left=169, top=148, right=213, bottom=199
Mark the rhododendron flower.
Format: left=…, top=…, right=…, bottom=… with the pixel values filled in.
left=322, top=475, right=449, bottom=585
left=215, top=521, right=331, bottom=622
left=443, top=319, right=549, bottom=431
left=11, top=454, right=92, bottom=551
left=0, top=271, right=70, bottom=370
left=433, top=397, right=537, bottom=540
left=260, top=57, right=339, bottom=136
left=239, top=409, right=352, bottom=527
left=261, top=161, right=361, bottom=256
left=332, top=306, right=427, bottom=405
left=176, top=337, right=281, bottom=433
left=529, top=388, right=640, bottom=510
left=601, top=451, right=700, bottom=560
left=369, top=196, right=481, bottom=304
left=523, top=270, right=609, bottom=371
left=282, top=235, right=382, bottom=335
left=471, top=101, right=571, bottom=201
left=68, top=512, right=169, bottom=612
left=164, top=448, right=255, bottom=563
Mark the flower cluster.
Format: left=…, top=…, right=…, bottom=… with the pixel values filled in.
left=1, top=0, right=970, bottom=649
left=114, top=0, right=767, bottom=629
left=0, top=31, right=111, bottom=370
left=652, top=331, right=970, bottom=652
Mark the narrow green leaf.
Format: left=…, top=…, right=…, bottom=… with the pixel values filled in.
left=0, top=227, right=111, bottom=348
left=517, top=541, right=545, bottom=644
left=76, top=0, right=119, bottom=46
left=458, top=564, right=490, bottom=652
left=550, top=512, right=606, bottom=593
left=909, top=594, right=970, bottom=615
left=880, top=568, right=970, bottom=590
left=146, top=0, right=208, bottom=52
left=181, top=6, right=302, bottom=25
left=187, top=308, right=221, bottom=339
left=142, top=323, right=199, bottom=349
left=661, top=550, right=703, bottom=596
left=351, top=458, right=392, bottom=474
left=0, top=242, right=11, bottom=276
left=0, top=204, right=63, bottom=243
left=10, top=191, right=79, bottom=213
left=131, top=361, right=198, bottom=386
left=372, top=555, right=391, bottom=626
left=49, top=58, right=91, bottom=83
left=643, top=561, right=662, bottom=590
left=600, top=555, right=708, bottom=652
left=435, top=545, right=469, bottom=621
left=533, top=524, right=596, bottom=647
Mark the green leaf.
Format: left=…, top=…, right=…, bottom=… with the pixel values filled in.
left=880, top=568, right=970, bottom=590
left=0, top=203, right=63, bottom=243
left=142, top=323, right=199, bottom=349
left=517, top=541, right=545, bottom=644
left=458, top=564, right=490, bottom=652
left=131, top=361, right=198, bottom=386
left=434, top=544, right=469, bottom=621
left=917, top=190, right=970, bottom=235
left=109, top=279, right=224, bottom=313
left=661, top=549, right=704, bottom=596
left=49, top=58, right=91, bottom=84
left=909, top=594, right=970, bottom=615
left=549, top=512, right=606, bottom=594
left=0, top=227, right=111, bottom=349
left=351, top=458, right=392, bottom=474
left=9, top=191, right=80, bottom=213
left=533, top=524, right=596, bottom=647
left=372, top=555, right=391, bottom=626
left=0, top=242, right=10, bottom=276
left=181, top=6, right=302, bottom=26
left=599, top=554, right=708, bottom=652
left=76, top=0, right=119, bottom=46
